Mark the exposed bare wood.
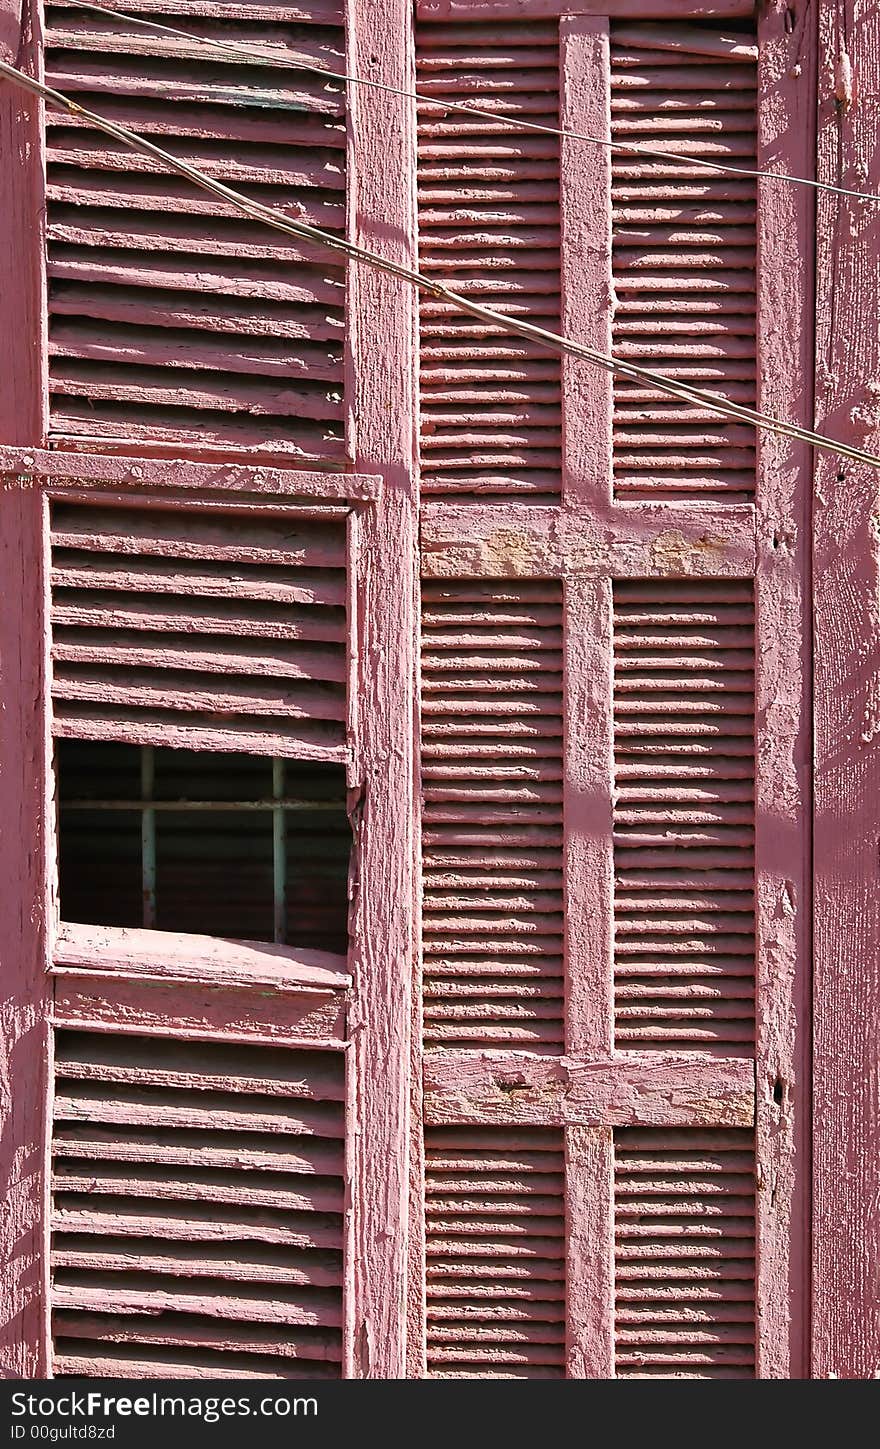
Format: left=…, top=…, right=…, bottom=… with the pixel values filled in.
left=53, top=921, right=350, bottom=993
left=423, top=1051, right=755, bottom=1128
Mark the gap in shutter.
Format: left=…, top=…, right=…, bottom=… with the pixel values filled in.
left=56, top=739, right=350, bottom=951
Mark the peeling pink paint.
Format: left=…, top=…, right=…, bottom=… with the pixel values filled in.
left=0, top=0, right=876, bottom=1382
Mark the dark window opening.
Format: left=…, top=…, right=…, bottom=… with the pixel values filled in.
left=57, top=741, right=350, bottom=954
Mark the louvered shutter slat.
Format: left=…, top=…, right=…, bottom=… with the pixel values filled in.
left=50, top=501, right=347, bottom=756
left=43, top=2, right=346, bottom=460
left=417, top=20, right=562, bottom=501
left=51, top=1030, right=345, bottom=1379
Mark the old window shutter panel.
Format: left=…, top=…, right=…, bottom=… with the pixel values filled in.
left=0, top=0, right=419, bottom=1380
left=43, top=1, right=347, bottom=463
left=415, top=0, right=813, bottom=1380
left=49, top=499, right=349, bottom=757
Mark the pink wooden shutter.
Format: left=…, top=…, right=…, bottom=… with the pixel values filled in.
left=414, top=0, right=813, bottom=1380
left=608, top=20, right=758, bottom=503
left=420, top=580, right=564, bottom=1050
left=50, top=978, right=349, bottom=1378
left=50, top=498, right=349, bottom=756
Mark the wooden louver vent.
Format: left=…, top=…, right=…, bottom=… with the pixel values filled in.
left=50, top=501, right=347, bottom=757
left=424, top=1127, right=565, bottom=1378
left=421, top=582, right=564, bottom=1050
left=416, top=20, right=562, bottom=500
left=610, top=21, right=758, bottom=501
left=51, top=1030, right=345, bottom=1378
left=613, top=581, right=755, bottom=1052
left=614, top=1128, right=756, bottom=1378
left=43, top=1, right=346, bottom=460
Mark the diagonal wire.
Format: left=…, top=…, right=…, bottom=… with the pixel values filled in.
left=1, top=56, right=878, bottom=471
left=58, top=0, right=880, bottom=208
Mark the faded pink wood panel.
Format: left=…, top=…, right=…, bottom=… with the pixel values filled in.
left=753, top=0, right=815, bottom=1380
left=0, top=0, right=50, bottom=1379
left=812, top=0, right=880, bottom=1380
left=346, top=0, right=418, bottom=1380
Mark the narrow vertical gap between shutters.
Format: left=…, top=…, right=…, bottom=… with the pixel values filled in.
left=610, top=19, right=758, bottom=502
left=43, top=2, right=347, bottom=462
left=613, top=1127, right=756, bottom=1379
left=416, top=20, right=562, bottom=501
left=612, top=579, right=756, bottom=1053
left=421, top=580, right=564, bottom=1050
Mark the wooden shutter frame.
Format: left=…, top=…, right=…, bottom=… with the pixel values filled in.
left=414, top=2, right=814, bottom=1378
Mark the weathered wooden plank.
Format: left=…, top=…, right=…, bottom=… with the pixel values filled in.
left=0, top=445, right=380, bottom=499
left=52, top=1280, right=342, bottom=1327
left=0, top=0, right=50, bottom=1379
left=345, top=0, right=418, bottom=1380
left=423, top=1051, right=755, bottom=1127
left=560, top=15, right=611, bottom=512
left=51, top=1310, right=342, bottom=1363
left=812, top=0, right=880, bottom=1381
left=417, top=2, right=754, bottom=18
left=52, top=710, right=347, bottom=762
left=563, top=578, right=613, bottom=1056
left=565, top=1125, right=614, bottom=1378
left=751, top=1, right=815, bottom=1382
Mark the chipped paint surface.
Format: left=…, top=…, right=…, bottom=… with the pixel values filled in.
left=0, top=0, right=874, bottom=1383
